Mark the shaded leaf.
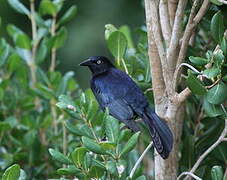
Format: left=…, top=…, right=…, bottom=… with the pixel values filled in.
left=49, top=148, right=72, bottom=165
left=57, top=166, right=81, bottom=176
left=211, top=11, right=224, bottom=43
left=71, top=147, right=88, bottom=167
left=59, top=5, right=77, bottom=25
left=15, top=34, right=31, bottom=50
left=186, top=71, right=207, bottom=96
left=120, top=132, right=140, bottom=157
left=89, top=166, right=105, bottom=178
left=211, top=166, right=223, bottom=180
left=189, top=56, right=208, bottom=66
left=7, top=0, right=29, bottom=15
left=105, top=115, right=120, bottom=143
left=39, top=0, right=57, bottom=16
left=207, top=82, right=227, bottom=104
left=82, top=136, right=107, bottom=155
left=107, top=31, right=127, bottom=62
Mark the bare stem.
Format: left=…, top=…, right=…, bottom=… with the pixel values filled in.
left=177, top=172, right=202, bottom=180
left=30, top=0, right=37, bottom=87
left=129, top=142, right=153, bottom=178
left=50, top=15, right=57, bottom=72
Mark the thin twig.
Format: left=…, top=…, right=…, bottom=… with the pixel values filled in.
left=129, top=142, right=153, bottom=178
left=177, top=172, right=202, bottom=180
left=173, top=62, right=201, bottom=90
left=177, top=0, right=210, bottom=68
left=183, top=104, right=227, bottom=179
left=50, top=15, right=57, bottom=72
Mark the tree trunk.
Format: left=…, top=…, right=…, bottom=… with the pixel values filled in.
left=155, top=104, right=185, bottom=180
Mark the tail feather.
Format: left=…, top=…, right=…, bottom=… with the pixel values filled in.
left=142, top=107, right=173, bottom=159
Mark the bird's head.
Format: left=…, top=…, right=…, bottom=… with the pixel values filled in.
left=79, top=56, right=114, bottom=75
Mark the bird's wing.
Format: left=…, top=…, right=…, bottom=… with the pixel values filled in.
left=91, top=68, right=148, bottom=119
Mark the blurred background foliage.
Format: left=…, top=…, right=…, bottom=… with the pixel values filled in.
left=0, top=0, right=145, bottom=88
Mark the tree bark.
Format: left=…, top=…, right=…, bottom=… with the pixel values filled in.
left=154, top=104, right=185, bottom=180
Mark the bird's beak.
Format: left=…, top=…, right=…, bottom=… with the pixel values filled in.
left=79, top=59, right=92, bottom=66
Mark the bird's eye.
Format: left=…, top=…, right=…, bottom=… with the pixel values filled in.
left=96, top=60, right=102, bottom=64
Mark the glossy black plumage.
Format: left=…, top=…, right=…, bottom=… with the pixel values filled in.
left=79, top=56, right=173, bottom=159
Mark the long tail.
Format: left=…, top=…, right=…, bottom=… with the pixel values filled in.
left=142, top=107, right=173, bottom=159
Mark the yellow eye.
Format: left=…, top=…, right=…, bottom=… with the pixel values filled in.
left=97, top=60, right=102, bottom=64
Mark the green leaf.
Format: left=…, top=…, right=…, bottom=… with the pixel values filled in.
left=2, top=164, right=20, bottom=180
left=213, top=49, right=225, bottom=68
left=209, top=0, right=223, bottom=5
left=52, top=27, right=68, bottom=49
left=105, top=24, right=118, bottom=40
left=203, top=68, right=220, bottom=79
left=89, top=166, right=105, bottom=178
left=7, top=0, right=30, bottom=16
left=82, top=136, right=107, bottom=155
left=189, top=56, right=208, bottom=66
left=39, top=0, right=58, bottom=16
left=36, top=39, right=47, bottom=64
left=48, top=148, right=72, bottom=165
left=0, top=39, right=10, bottom=67
left=211, top=166, right=223, bottom=180
left=59, top=5, right=77, bottom=25
left=0, top=122, right=11, bottom=132
left=207, top=82, right=227, bottom=104
left=120, top=132, right=140, bottom=157
left=107, top=31, right=127, bottom=62
left=136, top=175, right=147, bottom=180
left=106, top=161, right=118, bottom=176
left=57, top=166, right=81, bottom=176
left=119, top=25, right=134, bottom=49
left=221, top=38, right=227, bottom=56
left=105, top=115, right=120, bottom=143
left=203, top=99, right=223, bottom=117
left=211, top=11, right=224, bottom=43
left=65, top=122, right=94, bottom=138
left=186, top=71, right=207, bottom=96
left=15, top=34, right=31, bottom=50
left=71, top=147, right=88, bottom=167
left=56, top=71, right=74, bottom=96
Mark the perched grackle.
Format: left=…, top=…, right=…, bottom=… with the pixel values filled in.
left=79, top=56, right=173, bottom=159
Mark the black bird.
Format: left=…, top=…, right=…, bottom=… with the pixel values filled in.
left=79, top=56, right=173, bottom=159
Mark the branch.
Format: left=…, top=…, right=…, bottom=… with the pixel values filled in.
left=173, top=62, right=201, bottom=90
left=167, top=0, right=188, bottom=75
left=178, top=172, right=202, bottom=180
left=177, top=0, right=210, bottom=67
left=146, top=0, right=173, bottom=94
left=50, top=15, right=57, bottom=72
left=168, top=0, right=179, bottom=27
left=144, top=0, right=166, bottom=104
left=129, top=142, right=153, bottom=178
left=159, top=0, right=172, bottom=47
left=184, top=105, right=227, bottom=179
left=177, top=87, right=191, bottom=104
